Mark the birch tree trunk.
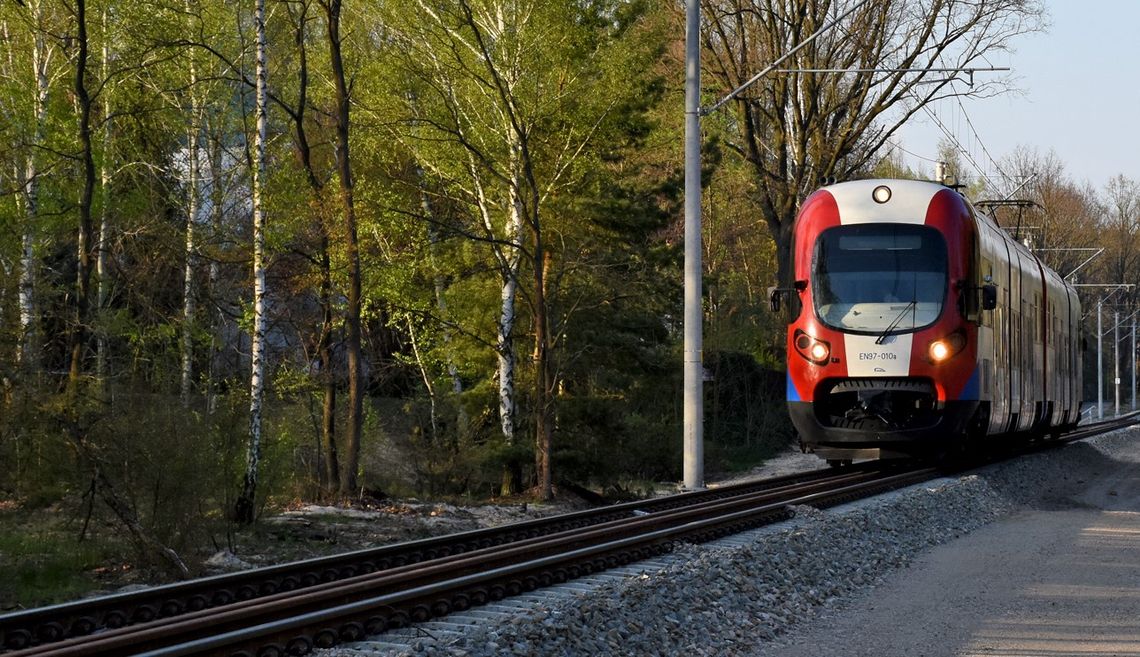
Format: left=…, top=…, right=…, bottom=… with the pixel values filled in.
left=497, top=141, right=523, bottom=494
left=0, top=22, right=9, bottom=348
left=396, top=0, right=634, bottom=497
left=181, top=23, right=200, bottom=404
left=457, top=145, right=520, bottom=463
left=235, top=0, right=269, bottom=524
left=18, top=0, right=51, bottom=374
left=322, top=0, right=363, bottom=497
left=206, top=118, right=223, bottom=416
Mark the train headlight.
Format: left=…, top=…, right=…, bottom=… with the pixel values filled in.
left=928, top=331, right=966, bottom=363
left=930, top=341, right=951, bottom=361
left=795, top=329, right=831, bottom=365
left=872, top=185, right=892, bottom=204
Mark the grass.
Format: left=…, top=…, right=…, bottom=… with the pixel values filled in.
left=0, top=508, right=125, bottom=610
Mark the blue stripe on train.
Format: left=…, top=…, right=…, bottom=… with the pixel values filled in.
left=787, top=372, right=801, bottom=402
left=958, top=365, right=980, bottom=400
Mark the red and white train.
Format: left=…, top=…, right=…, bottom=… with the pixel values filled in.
left=781, top=178, right=1082, bottom=464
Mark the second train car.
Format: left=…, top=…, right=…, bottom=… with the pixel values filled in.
left=779, top=178, right=1082, bottom=464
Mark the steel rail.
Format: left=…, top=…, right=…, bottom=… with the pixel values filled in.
left=0, top=463, right=881, bottom=652
left=2, top=469, right=880, bottom=652
left=14, top=468, right=935, bottom=657
left=5, top=413, right=1136, bottom=657
left=126, top=413, right=1140, bottom=657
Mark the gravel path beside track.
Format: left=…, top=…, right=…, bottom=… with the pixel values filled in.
left=323, top=429, right=1140, bottom=657
left=766, top=430, right=1140, bottom=657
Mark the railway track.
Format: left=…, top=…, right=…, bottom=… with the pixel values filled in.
left=0, top=462, right=886, bottom=653
left=3, top=412, right=1136, bottom=657
left=0, top=463, right=896, bottom=654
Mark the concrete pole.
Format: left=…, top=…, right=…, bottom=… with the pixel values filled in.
left=681, top=0, right=873, bottom=483
left=682, top=0, right=704, bottom=490
left=1132, top=313, right=1136, bottom=411
left=1097, top=300, right=1103, bottom=420
left=1115, top=310, right=1120, bottom=417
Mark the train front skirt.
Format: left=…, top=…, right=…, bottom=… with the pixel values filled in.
left=788, top=376, right=981, bottom=460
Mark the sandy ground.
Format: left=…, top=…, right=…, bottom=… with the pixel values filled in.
left=761, top=439, right=1140, bottom=657
left=710, top=445, right=823, bottom=485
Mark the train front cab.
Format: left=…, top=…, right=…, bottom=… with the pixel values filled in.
left=784, top=180, right=986, bottom=461
left=784, top=179, right=1083, bottom=462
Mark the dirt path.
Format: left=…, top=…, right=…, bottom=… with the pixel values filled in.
left=763, top=442, right=1140, bottom=657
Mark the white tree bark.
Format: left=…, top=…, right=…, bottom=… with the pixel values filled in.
left=18, top=0, right=52, bottom=373
left=396, top=19, right=529, bottom=451
left=181, top=25, right=200, bottom=404
left=497, top=273, right=518, bottom=442
left=497, top=140, right=523, bottom=446
left=237, top=0, right=268, bottom=523
left=206, top=119, right=224, bottom=416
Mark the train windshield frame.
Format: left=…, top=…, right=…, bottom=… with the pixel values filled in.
left=811, top=224, right=948, bottom=334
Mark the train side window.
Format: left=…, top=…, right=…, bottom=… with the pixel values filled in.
left=974, top=257, right=995, bottom=326
left=1036, top=293, right=1043, bottom=344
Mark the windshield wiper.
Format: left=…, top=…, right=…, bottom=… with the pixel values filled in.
left=875, top=300, right=916, bottom=345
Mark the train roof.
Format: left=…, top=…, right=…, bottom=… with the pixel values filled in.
left=820, top=178, right=949, bottom=194
left=803, top=179, right=1078, bottom=299
left=809, top=178, right=961, bottom=226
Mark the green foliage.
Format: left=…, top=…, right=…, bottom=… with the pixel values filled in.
left=0, top=516, right=117, bottom=608
left=554, top=382, right=682, bottom=484
left=82, top=394, right=240, bottom=555
left=0, top=0, right=755, bottom=498
left=0, top=388, right=229, bottom=592
left=704, top=351, right=794, bottom=472
left=0, top=386, right=75, bottom=507
left=0, top=0, right=1112, bottom=610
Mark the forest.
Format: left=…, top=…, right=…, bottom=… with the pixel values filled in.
left=2, top=0, right=1139, bottom=599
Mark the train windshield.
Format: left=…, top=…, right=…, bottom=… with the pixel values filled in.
left=812, top=224, right=948, bottom=333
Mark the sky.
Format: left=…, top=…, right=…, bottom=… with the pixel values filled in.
left=893, top=0, right=1140, bottom=192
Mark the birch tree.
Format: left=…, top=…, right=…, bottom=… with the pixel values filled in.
left=14, top=0, right=56, bottom=375
left=383, top=0, right=543, bottom=494
left=0, top=16, right=13, bottom=370
left=168, top=0, right=345, bottom=493
left=180, top=4, right=202, bottom=404
left=169, top=0, right=238, bottom=404
left=95, top=4, right=112, bottom=380
left=383, top=0, right=664, bottom=498
left=235, top=0, right=269, bottom=523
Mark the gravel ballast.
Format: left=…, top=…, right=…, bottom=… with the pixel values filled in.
left=324, top=429, right=1139, bottom=657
